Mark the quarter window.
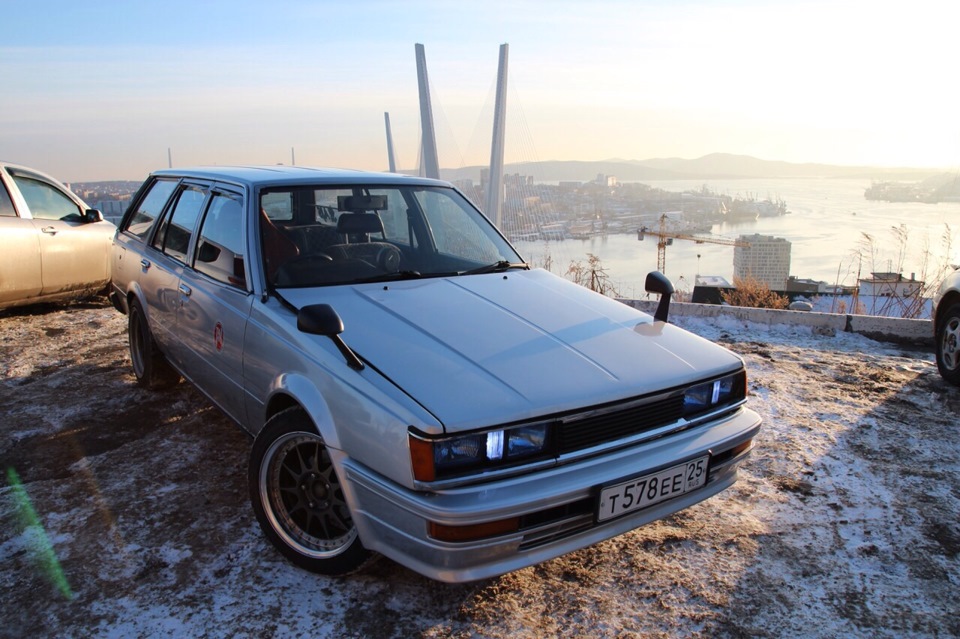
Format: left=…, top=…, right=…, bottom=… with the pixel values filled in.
left=194, top=193, right=247, bottom=289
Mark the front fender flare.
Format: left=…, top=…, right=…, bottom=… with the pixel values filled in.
left=263, top=372, right=340, bottom=450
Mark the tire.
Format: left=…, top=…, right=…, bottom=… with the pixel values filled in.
left=249, top=407, right=373, bottom=575
left=127, top=298, right=179, bottom=389
left=936, top=302, right=960, bottom=386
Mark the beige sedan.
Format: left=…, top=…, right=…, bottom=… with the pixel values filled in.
left=0, top=163, right=116, bottom=310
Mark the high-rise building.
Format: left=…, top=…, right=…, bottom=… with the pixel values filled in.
left=733, top=234, right=791, bottom=290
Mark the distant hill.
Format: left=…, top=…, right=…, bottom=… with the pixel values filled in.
left=438, top=153, right=943, bottom=183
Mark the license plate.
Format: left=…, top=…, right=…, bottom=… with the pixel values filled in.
left=597, top=456, right=708, bottom=522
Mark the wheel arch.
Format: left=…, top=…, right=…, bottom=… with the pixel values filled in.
left=262, top=374, right=341, bottom=449
left=935, top=290, right=960, bottom=334
left=125, top=281, right=148, bottom=316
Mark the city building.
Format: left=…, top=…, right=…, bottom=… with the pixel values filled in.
left=691, top=275, right=733, bottom=304
left=733, top=234, right=791, bottom=290
left=786, top=276, right=829, bottom=294
left=696, top=275, right=733, bottom=288
left=858, top=272, right=924, bottom=298
left=93, top=199, right=126, bottom=220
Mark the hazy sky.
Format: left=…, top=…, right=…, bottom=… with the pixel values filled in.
left=2, top=0, right=958, bottom=181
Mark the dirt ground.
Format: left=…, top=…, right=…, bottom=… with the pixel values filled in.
left=1, top=299, right=957, bottom=638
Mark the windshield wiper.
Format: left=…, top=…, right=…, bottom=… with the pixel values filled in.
left=351, top=270, right=424, bottom=284
left=459, top=260, right=529, bottom=276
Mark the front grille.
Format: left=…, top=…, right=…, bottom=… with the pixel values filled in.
left=556, top=394, right=685, bottom=454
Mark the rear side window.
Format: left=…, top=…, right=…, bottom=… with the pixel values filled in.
left=194, top=193, right=247, bottom=289
left=153, top=185, right=206, bottom=263
left=124, top=179, right=178, bottom=240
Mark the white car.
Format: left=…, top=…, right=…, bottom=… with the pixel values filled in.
left=0, top=162, right=115, bottom=310
left=934, top=268, right=960, bottom=385
left=110, top=166, right=762, bottom=582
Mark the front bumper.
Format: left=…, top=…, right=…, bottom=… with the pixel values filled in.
left=339, top=406, right=762, bottom=582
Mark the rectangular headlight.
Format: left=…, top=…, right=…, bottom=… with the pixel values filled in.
left=434, top=433, right=487, bottom=469
left=410, top=422, right=552, bottom=482
left=683, top=370, right=746, bottom=417
left=507, top=424, right=548, bottom=459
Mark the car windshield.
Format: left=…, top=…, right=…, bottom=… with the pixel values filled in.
left=260, top=185, right=524, bottom=287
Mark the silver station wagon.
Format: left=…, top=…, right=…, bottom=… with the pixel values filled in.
left=110, top=166, right=761, bottom=582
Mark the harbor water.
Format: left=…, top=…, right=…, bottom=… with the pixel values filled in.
left=513, top=177, right=960, bottom=299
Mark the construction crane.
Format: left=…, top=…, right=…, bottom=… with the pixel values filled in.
left=638, top=214, right=750, bottom=274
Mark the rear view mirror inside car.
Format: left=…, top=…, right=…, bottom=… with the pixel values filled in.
left=338, top=195, right=387, bottom=212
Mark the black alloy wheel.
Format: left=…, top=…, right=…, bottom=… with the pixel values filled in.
left=127, top=298, right=179, bottom=389
left=249, top=407, right=373, bottom=575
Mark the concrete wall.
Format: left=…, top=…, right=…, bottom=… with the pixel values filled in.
left=620, top=299, right=933, bottom=346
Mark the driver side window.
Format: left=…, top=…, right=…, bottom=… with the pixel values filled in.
left=10, top=174, right=81, bottom=220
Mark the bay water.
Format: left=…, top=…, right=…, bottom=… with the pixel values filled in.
left=513, top=177, right=960, bottom=299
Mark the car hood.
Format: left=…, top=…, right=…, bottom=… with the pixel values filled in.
left=281, top=269, right=742, bottom=432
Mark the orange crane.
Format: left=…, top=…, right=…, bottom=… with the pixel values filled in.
left=638, top=214, right=750, bottom=274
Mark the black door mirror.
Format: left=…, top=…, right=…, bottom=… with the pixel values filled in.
left=84, top=209, right=104, bottom=223
left=645, top=271, right=675, bottom=323
left=297, top=304, right=364, bottom=370
left=298, top=303, right=344, bottom=336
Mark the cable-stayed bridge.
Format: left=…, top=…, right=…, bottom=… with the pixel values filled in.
left=385, top=43, right=565, bottom=264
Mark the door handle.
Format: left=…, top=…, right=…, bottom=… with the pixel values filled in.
left=41, top=226, right=58, bottom=235
left=140, top=259, right=151, bottom=270
left=179, top=284, right=192, bottom=297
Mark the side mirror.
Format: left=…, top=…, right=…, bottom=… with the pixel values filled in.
left=297, top=304, right=364, bottom=370
left=298, top=303, right=344, bottom=336
left=645, top=271, right=675, bottom=323
left=84, top=209, right=104, bottom=223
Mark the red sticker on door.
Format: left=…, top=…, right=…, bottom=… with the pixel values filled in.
left=213, top=322, right=224, bottom=352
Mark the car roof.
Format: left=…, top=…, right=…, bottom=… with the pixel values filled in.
left=150, top=165, right=451, bottom=189
left=0, top=161, right=92, bottom=207
left=1, top=161, right=73, bottom=185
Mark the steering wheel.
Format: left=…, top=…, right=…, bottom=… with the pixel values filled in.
left=375, top=246, right=401, bottom=273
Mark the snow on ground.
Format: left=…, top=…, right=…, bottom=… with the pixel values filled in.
left=1, top=300, right=957, bottom=638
